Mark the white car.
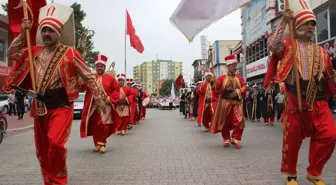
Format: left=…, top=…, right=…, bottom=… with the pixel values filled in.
left=73, top=93, right=85, bottom=119
left=158, top=99, right=174, bottom=110
left=0, top=95, right=9, bottom=113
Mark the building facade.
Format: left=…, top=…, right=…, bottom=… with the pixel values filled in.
left=241, top=0, right=275, bottom=89
left=207, top=40, right=241, bottom=77
left=133, top=60, right=183, bottom=94
left=133, top=65, right=141, bottom=84
left=312, top=0, right=336, bottom=62
left=0, top=14, right=10, bottom=88
left=192, top=59, right=206, bottom=83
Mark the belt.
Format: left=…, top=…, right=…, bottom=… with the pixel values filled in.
left=38, top=88, right=69, bottom=108
left=286, top=84, right=325, bottom=100
left=221, top=89, right=240, bottom=101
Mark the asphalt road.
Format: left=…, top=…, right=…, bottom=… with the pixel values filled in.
left=0, top=109, right=335, bottom=185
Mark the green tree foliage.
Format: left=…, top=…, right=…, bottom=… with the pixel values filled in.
left=1, top=3, right=8, bottom=16
left=159, top=79, right=180, bottom=97
left=71, top=3, right=98, bottom=68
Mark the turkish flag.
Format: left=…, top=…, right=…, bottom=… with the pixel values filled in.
left=175, top=74, right=185, bottom=88
left=8, top=0, right=46, bottom=45
left=126, top=10, right=144, bottom=54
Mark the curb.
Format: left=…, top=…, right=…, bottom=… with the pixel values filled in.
left=7, top=124, right=34, bottom=135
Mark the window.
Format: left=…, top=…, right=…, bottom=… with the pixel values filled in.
left=316, top=4, right=336, bottom=44
left=316, top=9, right=328, bottom=43
left=0, top=40, right=4, bottom=62
left=246, top=37, right=268, bottom=64
left=330, top=4, right=336, bottom=38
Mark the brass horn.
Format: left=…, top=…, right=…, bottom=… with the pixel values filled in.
left=77, top=29, right=95, bottom=58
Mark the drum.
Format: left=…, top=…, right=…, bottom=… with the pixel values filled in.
left=142, top=97, right=150, bottom=106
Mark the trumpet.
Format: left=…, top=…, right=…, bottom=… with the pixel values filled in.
left=77, top=29, right=95, bottom=58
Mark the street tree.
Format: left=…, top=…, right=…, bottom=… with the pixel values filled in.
left=71, top=3, right=99, bottom=68
left=159, top=79, right=180, bottom=97
left=1, top=3, right=8, bottom=16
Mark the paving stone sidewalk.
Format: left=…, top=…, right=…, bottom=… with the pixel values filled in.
left=0, top=109, right=335, bottom=185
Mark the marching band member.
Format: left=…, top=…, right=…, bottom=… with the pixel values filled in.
left=196, top=70, right=217, bottom=131
left=115, top=73, right=132, bottom=135
left=265, top=1, right=336, bottom=184
left=3, top=4, right=110, bottom=184
left=80, top=54, right=120, bottom=154
left=210, top=54, right=247, bottom=149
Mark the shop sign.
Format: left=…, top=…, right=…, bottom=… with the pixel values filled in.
left=246, top=57, right=268, bottom=78
left=0, top=65, right=11, bottom=76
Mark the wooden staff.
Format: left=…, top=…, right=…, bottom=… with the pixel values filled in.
left=285, top=0, right=302, bottom=112
left=23, top=0, right=37, bottom=91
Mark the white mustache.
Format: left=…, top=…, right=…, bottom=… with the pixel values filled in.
left=296, top=30, right=313, bottom=36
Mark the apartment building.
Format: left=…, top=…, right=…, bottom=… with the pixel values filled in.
left=0, top=14, right=10, bottom=88
left=133, top=60, right=183, bottom=94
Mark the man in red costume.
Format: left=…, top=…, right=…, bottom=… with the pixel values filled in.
left=210, top=54, right=246, bottom=149
left=140, top=87, right=149, bottom=120
left=196, top=70, right=217, bottom=132
left=126, top=79, right=138, bottom=126
left=265, top=1, right=336, bottom=184
left=115, top=73, right=132, bottom=135
left=80, top=54, right=120, bottom=154
left=132, top=83, right=141, bottom=124
left=2, top=4, right=109, bottom=185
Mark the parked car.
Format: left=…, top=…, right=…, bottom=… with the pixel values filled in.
left=24, top=98, right=31, bottom=112
left=157, top=98, right=174, bottom=110
left=73, top=93, right=85, bottom=119
left=0, top=95, right=9, bottom=113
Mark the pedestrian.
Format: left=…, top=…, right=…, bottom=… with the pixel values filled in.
left=2, top=3, right=109, bottom=184
left=210, top=54, right=247, bottom=149
left=265, top=1, right=336, bottom=184
left=243, top=84, right=249, bottom=119
left=263, top=84, right=276, bottom=125
left=250, top=84, right=261, bottom=121
left=15, top=90, right=25, bottom=120
left=180, top=89, right=187, bottom=117
left=275, top=86, right=285, bottom=121
left=8, top=92, right=16, bottom=115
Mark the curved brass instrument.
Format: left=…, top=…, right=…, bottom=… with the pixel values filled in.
left=77, top=29, right=95, bottom=58
left=107, top=62, right=116, bottom=77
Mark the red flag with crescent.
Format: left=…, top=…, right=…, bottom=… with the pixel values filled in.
left=175, top=74, right=185, bottom=88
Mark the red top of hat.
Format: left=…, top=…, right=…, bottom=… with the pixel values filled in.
left=224, top=54, right=236, bottom=61
left=117, top=73, right=126, bottom=77
left=94, top=54, right=108, bottom=63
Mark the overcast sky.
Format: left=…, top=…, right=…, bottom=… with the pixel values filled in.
left=0, top=0, right=242, bottom=78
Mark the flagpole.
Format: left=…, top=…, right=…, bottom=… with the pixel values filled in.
left=124, top=8, right=127, bottom=75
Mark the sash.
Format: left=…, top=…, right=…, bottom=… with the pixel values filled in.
left=116, top=87, right=130, bottom=117
left=35, top=44, right=69, bottom=116
left=306, top=45, right=322, bottom=109
left=95, top=75, right=112, bottom=124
